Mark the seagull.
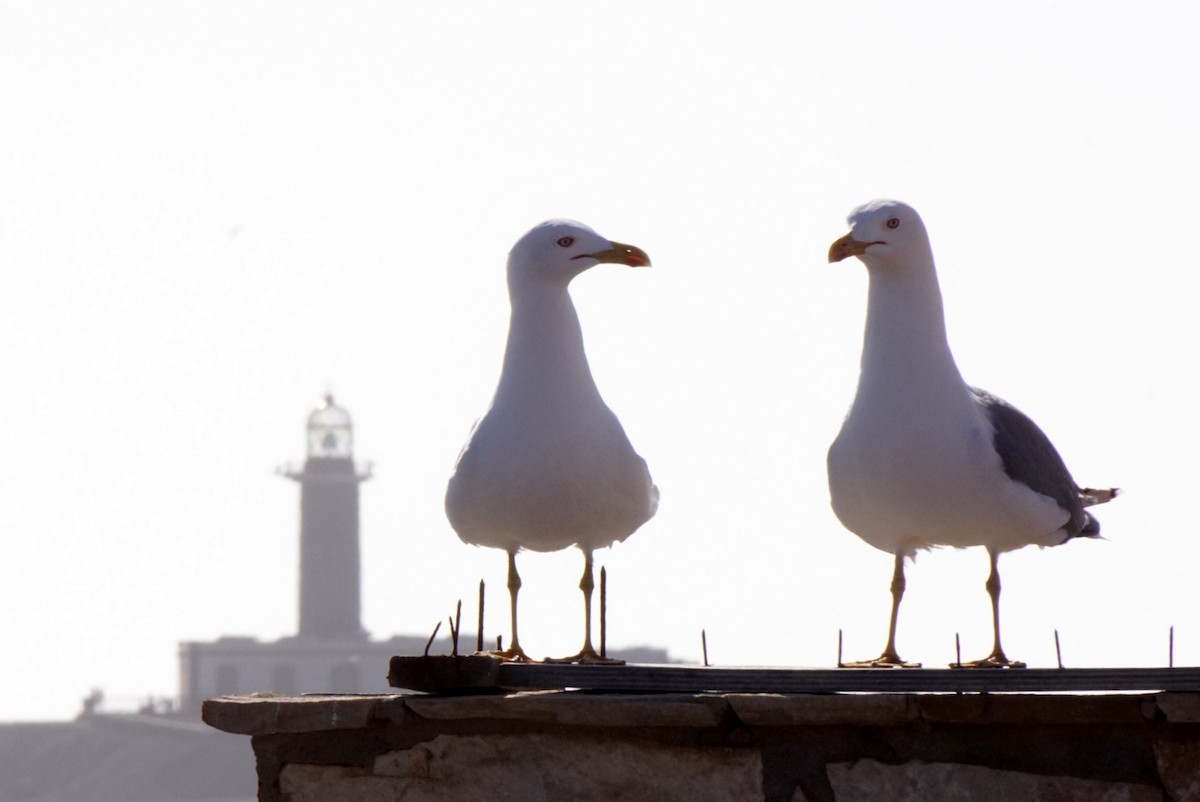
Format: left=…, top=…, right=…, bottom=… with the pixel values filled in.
left=445, top=220, right=658, bottom=663
left=825, top=199, right=1117, bottom=668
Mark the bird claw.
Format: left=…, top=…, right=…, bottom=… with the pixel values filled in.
left=953, top=654, right=1026, bottom=669
left=840, top=654, right=922, bottom=669
left=481, top=648, right=539, bottom=664
left=545, top=648, right=625, bottom=666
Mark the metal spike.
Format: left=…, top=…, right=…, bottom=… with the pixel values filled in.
left=1170, top=625, right=1175, bottom=669
left=448, top=600, right=462, bottom=656
left=1054, top=629, right=1063, bottom=669
left=837, top=629, right=844, bottom=668
left=424, top=620, right=442, bottom=657
left=701, top=629, right=710, bottom=667
left=954, top=632, right=962, bottom=668
left=477, top=580, right=485, bottom=654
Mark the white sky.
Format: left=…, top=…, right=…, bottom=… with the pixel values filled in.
left=2, top=2, right=1198, bottom=722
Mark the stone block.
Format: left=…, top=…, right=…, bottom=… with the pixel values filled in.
left=202, top=694, right=403, bottom=735
left=1154, top=738, right=1200, bottom=802
left=1157, top=693, right=1200, bottom=723
left=827, top=759, right=1160, bottom=801
left=366, top=732, right=765, bottom=801
left=727, top=693, right=911, bottom=726
left=915, top=694, right=1146, bottom=724
left=281, top=764, right=404, bottom=802
left=403, top=691, right=727, bottom=728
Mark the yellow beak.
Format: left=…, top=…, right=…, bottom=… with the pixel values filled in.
left=589, top=241, right=652, bottom=268
left=828, top=232, right=873, bottom=263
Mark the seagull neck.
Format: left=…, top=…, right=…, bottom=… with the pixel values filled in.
left=499, top=281, right=600, bottom=398
left=861, top=262, right=963, bottom=386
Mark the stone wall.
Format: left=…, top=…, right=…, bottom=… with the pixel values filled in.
left=203, top=691, right=1200, bottom=801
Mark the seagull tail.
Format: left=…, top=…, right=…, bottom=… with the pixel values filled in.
left=1066, top=487, right=1118, bottom=541
left=1079, top=486, right=1119, bottom=508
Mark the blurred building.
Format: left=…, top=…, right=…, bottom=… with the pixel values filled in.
left=178, top=395, right=430, bottom=711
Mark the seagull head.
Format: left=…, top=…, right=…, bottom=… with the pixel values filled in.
left=508, top=220, right=651, bottom=287
left=828, top=200, right=933, bottom=270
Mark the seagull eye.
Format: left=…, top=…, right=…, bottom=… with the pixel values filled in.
left=885, top=217, right=901, bottom=230
left=556, top=236, right=575, bottom=248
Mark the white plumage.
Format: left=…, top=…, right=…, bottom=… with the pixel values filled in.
left=827, top=199, right=1116, bottom=667
left=446, top=220, right=658, bottom=662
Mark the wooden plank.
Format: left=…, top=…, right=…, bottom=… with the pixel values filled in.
left=387, top=655, right=500, bottom=692
left=388, top=656, right=1200, bottom=695
left=495, top=664, right=1200, bottom=694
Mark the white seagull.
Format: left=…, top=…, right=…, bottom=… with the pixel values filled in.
left=445, top=220, right=658, bottom=663
left=826, top=199, right=1117, bottom=668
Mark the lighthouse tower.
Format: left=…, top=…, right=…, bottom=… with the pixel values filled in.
left=283, top=393, right=372, bottom=641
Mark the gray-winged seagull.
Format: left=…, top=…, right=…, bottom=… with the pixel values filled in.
left=826, top=199, right=1117, bottom=668
left=445, top=220, right=658, bottom=663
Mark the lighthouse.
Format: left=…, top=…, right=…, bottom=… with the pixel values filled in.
left=282, top=394, right=372, bottom=641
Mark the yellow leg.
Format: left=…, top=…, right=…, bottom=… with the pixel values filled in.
left=548, top=549, right=624, bottom=665
left=485, top=550, right=533, bottom=662
left=842, top=552, right=920, bottom=668
left=961, top=548, right=1025, bottom=669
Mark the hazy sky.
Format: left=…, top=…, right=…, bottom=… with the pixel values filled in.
left=3, top=2, right=1198, bottom=721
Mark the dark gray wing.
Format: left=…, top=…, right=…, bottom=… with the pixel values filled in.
left=970, top=387, right=1093, bottom=540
